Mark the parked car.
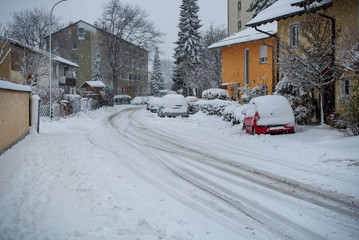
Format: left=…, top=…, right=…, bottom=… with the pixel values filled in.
left=131, top=96, right=146, bottom=105
left=147, top=97, right=162, bottom=113
left=157, top=94, right=189, bottom=118
left=113, top=95, right=131, bottom=105
left=242, top=95, right=295, bottom=135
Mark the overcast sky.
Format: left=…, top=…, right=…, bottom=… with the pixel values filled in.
left=0, top=0, right=227, bottom=61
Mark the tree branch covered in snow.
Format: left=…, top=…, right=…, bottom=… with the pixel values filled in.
left=337, top=28, right=359, bottom=73
left=92, top=47, right=104, bottom=82
left=278, top=14, right=343, bottom=124
left=100, top=0, right=162, bottom=94
left=149, top=47, right=165, bottom=96
left=8, top=7, right=61, bottom=50
left=0, top=25, right=11, bottom=68
left=172, top=0, right=202, bottom=95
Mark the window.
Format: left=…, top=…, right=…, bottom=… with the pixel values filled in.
left=289, top=23, right=299, bottom=48
left=341, top=77, right=350, bottom=98
left=244, top=49, right=249, bottom=85
left=238, top=0, right=241, bottom=10
left=238, top=20, right=242, bottom=30
left=72, top=56, right=78, bottom=64
left=78, top=28, right=85, bottom=40
left=72, top=42, right=78, bottom=50
left=259, top=45, right=268, bottom=63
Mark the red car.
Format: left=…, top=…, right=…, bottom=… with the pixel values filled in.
left=242, top=95, right=295, bottom=135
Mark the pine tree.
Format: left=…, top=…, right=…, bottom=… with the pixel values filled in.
left=172, top=0, right=202, bottom=95
left=149, top=47, right=165, bottom=96
left=247, top=0, right=278, bottom=18
left=92, top=47, right=103, bottom=82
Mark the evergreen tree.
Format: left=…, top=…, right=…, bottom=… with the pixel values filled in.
left=92, top=47, right=104, bottom=82
left=247, top=0, right=278, bottom=18
left=172, top=0, right=202, bottom=95
left=149, top=47, right=165, bottom=96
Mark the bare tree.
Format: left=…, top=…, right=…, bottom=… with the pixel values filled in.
left=278, top=13, right=342, bottom=125
left=337, top=29, right=359, bottom=73
left=8, top=7, right=61, bottom=49
left=0, top=25, right=11, bottom=68
left=99, top=0, right=162, bottom=94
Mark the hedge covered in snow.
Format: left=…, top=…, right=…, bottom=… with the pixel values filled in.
left=193, top=99, right=246, bottom=126
left=202, top=88, right=229, bottom=100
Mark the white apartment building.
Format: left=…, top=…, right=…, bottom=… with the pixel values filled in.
left=227, top=0, right=253, bottom=36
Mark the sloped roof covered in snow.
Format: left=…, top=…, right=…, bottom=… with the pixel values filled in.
left=208, top=22, right=277, bottom=49
left=0, top=80, right=32, bottom=92
left=7, top=38, right=79, bottom=68
left=80, top=81, right=106, bottom=88
left=246, top=0, right=332, bottom=27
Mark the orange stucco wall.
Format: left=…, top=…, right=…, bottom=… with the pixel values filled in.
left=0, top=89, right=30, bottom=154
left=221, top=37, right=277, bottom=100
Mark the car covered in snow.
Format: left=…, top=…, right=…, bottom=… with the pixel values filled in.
left=242, top=95, right=295, bottom=134
left=147, top=97, right=162, bottom=113
left=113, top=95, right=131, bottom=105
left=157, top=94, right=189, bottom=118
left=131, top=96, right=146, bottom=105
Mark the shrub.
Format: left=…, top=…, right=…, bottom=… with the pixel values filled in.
left=339, top=80, right=359, bottom=136
left=196, top=99, right=230, bottom=116
left=202, top=88, right=229, bottom=100
left=222, top=102, right=246, bottom=125
left=294, top=105, right=312, bottom=125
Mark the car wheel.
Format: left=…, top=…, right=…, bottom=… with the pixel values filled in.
left=252, top=127, right=257, bottom=135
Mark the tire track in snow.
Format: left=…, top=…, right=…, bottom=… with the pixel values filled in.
left=103, top=107, right=354, bottom=240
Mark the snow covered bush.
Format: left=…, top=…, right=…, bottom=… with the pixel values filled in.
left=239, top=84, right=267, bottom=104
left=196, top=99, right=231, bottom=116
left=338, top=81, right=359, bottom=136
left=222, top=102, right=246, bottom=125
left=202, top=88, right=229, bottom=100
left=294, top=106, right=311, bottom=125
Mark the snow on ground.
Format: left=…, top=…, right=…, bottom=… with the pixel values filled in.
left=0, top=105, right=358, bottom=240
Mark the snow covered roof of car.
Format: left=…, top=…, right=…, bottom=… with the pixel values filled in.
left=208, top=22, right=277, bottom=49
left=246, top=0, right=332, bottom=27
left=0, top=80, right=32, bottom=92
left=79, top=81, right=106, bottom=88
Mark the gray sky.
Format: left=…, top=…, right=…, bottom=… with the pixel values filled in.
left=0, top=0, right=227, bottom=60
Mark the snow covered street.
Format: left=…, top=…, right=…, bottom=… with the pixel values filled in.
left=1, top=105, right=358, bottom=240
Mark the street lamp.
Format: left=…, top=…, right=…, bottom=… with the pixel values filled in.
left=49, top=0, right=67, bottom=119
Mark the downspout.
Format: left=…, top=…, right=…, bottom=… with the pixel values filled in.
left=261, top=39, right=275, bottom=93
left=255, top=26, right=279, bottom=94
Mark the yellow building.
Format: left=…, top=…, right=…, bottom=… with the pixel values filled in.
left=246, top=0, right=359, bottom=120
left=209, top=22, right=277, bottom=101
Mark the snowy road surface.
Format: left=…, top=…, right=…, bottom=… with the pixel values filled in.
left=0, top=105, right=358, bottom=239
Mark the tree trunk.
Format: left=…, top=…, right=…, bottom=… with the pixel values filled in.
left=320, top=87, right=324, bottom=125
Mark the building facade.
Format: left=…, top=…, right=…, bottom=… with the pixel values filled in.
left=209, top=22, right=277, bottom=101
left=47, top=20, right=148, bottom=98
left=228, top=0, right=253, bottom=36
left=0, top=39, right=78, bottom=94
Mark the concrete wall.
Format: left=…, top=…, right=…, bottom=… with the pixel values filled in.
left=228, top=0, right=253, bottom=36
left=0, top=88, right=31, bottom=154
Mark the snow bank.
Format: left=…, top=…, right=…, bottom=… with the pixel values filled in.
left=202, top=88, right=229, bottom=100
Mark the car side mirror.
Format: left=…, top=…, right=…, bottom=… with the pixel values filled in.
left=241, top=109, right=246, bottom=115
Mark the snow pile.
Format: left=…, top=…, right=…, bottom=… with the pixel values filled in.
left=196, top=99, right=231, bottom=116
left=202, top=88, right=229, bottom=100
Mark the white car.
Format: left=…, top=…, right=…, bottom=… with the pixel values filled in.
left=157, top=94, right=189, bottom=118
left=147, top=97, right=162, bottom=113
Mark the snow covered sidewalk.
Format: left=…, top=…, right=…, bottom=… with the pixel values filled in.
left=0, top=105, right=358, bottom=240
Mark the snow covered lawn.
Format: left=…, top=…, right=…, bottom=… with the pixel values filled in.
left=0, top=105, right=358, bottom=240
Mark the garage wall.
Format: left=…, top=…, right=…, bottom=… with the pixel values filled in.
left=0, top=87, right=31, bottom=155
